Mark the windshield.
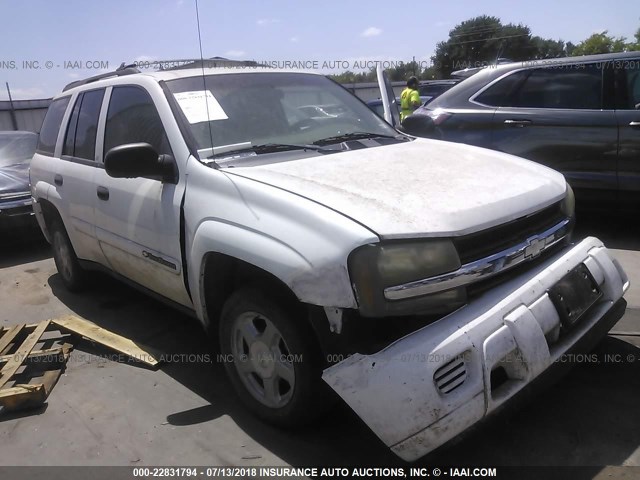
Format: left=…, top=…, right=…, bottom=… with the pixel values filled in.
left=0, top=133, right=38, bottom=167
left=166, top=72, right=398, bottom=157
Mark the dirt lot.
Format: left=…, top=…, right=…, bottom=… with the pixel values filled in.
left=0, top=213, right=639, bottom=471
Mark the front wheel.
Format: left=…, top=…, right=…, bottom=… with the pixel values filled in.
left=219, top=287, right=327, bottom=427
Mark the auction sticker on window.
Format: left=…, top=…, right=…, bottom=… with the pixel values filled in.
left=173, top=90, right=228, bottom=123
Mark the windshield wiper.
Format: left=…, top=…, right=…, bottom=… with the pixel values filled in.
left=252, top=143, right=334, bottom=153
left=205, top=142, right=333, bottom=160
left=312, top=132, right=405, bottom=146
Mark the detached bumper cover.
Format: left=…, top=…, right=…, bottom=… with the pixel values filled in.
left=322, top=237, right=628, bottom=461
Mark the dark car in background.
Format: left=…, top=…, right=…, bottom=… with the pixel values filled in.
left=367, top=96, right=402, bottom=118
left=402, top=52, right=640, bottom=209
left=0, top=131, right=38, bottom=228
left=418, top=79, right=460, bottom=102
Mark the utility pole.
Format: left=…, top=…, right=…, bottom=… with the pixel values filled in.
left=5, top=82, right=19, bottom=131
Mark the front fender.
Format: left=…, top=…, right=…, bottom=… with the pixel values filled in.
left=188, top=219, right=358, bottom=323
left=184, top=161, right=380, bottom=325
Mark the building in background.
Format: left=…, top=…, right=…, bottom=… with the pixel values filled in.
left=0, top=98, right=51, bottom=133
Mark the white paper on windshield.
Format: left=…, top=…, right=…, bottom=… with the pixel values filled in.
left=173, top=90, right=228, bottom=124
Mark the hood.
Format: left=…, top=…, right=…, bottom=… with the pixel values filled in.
left=228, top=138, right=567, bottom=239
left=0, top=162, right=30, bottom=196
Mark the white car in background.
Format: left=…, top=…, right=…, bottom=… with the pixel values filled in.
left=29, top=64, right=628, bottom=461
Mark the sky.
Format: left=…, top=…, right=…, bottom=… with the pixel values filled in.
left=0, top=0, right=638, bottom=100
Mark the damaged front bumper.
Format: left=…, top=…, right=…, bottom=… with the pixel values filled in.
left=322, top=237, right=629, bottom=461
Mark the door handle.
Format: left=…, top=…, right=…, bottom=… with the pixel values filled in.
left=629, top=121, right=640, bottom=128
left=54, top=174, right=63, bottom=186
left=97, top=186, right=109, bottom=201
left=504, top=119, right=532, bottom=127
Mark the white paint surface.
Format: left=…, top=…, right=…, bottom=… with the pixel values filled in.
left=230, top=138, right=567, bottom=239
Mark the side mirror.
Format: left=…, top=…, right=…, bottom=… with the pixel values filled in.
left=104, top=143, right=177, bottom=184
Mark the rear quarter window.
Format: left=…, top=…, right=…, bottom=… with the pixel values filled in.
left=37, top=96, right=71, bottom=155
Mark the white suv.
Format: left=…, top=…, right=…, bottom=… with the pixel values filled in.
left=30, top=64, right=628, bottom=461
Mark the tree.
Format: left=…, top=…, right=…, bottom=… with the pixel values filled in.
left=387, top=60, right=421, bottom=81
left=629, top=27, right=640, bottom=50
left=431, top=16, right=538, bottom=77
left=571, top=31, right=628, bottom=56
left=420, top=65, right=438, bottom=80
left=331, top=19, right=640, bottom=85
left=530, top=37, right=566, bottom=59
left=330, top=68, right=376, bottom=84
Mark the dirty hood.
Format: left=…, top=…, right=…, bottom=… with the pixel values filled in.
left=229, top=138, right=567, bottom=239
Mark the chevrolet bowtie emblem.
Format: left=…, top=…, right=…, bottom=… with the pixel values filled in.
left=524, top=237, right=546, bottom=259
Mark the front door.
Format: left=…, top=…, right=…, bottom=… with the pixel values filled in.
left=615, top=57, right=640, bottom=206
left=93, top=84, right=191, bottom=307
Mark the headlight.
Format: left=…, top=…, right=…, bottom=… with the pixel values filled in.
left=348, top=240, right=463, bottom=317
left=561, top=183, right=575, bottom=218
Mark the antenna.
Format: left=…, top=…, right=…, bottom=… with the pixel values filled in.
left=195, top=0, right=217, bottom=167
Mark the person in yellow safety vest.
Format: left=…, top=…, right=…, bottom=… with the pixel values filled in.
left=400, top=76, right=421, bottom=122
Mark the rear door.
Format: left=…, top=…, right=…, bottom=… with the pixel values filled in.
left=56, top=89, right=107, bottom=263
left=614, top=57, right=640, bottom=206
left=488, top=62, right=618, bottom=205
left=93, top=84, right=191, bottom=307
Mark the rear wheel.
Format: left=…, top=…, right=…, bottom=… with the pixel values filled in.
left=219, top=287, right=326, bottom=427
left=51, top=220, right=87, bottom=292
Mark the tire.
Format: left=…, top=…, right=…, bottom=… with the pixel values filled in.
left=50, top=220, right=88, bottom=292
left=219, top=286, right=327, bottom=428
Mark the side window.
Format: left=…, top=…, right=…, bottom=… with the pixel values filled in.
left=37, top=96, right=71, bottom=155
left=474, top=71, right=528, bottom=107
left=617, top=61, right=640, bottom=110
left=63, top=90, right=105, bottom=160
left=62, top=96, right=81, bottom=156
left=510, top=64, right=603, bottom=109
left=104, top=86, right=171, bottom=155
left=74, top=90, right=104, bottom=160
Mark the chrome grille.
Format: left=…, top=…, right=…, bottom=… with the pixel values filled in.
left=453, top=201, right=566, bottom=264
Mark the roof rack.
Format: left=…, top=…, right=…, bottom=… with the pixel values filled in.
left=62, top=63, right=141, bottom=92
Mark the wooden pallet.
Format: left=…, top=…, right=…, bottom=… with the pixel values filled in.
left=0, top=314, right=161, bottom=415
left=52, top=315, right=160, bottom=367
left=0, top=321, right=73, bottom=414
